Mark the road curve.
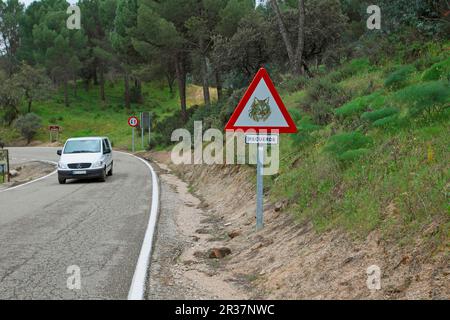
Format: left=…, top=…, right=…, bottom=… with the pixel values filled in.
left=0, top=147, right=154, bottom=299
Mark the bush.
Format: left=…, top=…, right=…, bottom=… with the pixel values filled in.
left=421, top=58, right=450, bottom=81
left=279, top=75, right=308, bottom=92
left=384, top=65, right=415, bottom=90
left=338, top=148, right=370, bottom=162
left=14, top=113, right=42, bottom=144
left=335, top=92, right=386, bottom=119
left=328, top=70, right=345, bottom=82
left=310, top=101, right=334, bottom=125
left=324, top=132, right=372, bottom=162
left=394, top=81, right=450, bottom=119
left=372, top=114, right=399, bottom=127
left=413, top=55, right=442, bottom=71
left=339, top=58, right=371, bottom=79
left=289, top=108, right=321, bottom=146
left=151, top=107, right=199, bottom=147
left=361, top=107, right=399, bottom=122
left=303, top=77, right=348, bottom=124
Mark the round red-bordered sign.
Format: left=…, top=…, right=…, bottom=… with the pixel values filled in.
left=128, top=116, right=139, bottom=127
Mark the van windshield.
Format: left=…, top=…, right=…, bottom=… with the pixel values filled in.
left=64, top=140, right=101, bottom=154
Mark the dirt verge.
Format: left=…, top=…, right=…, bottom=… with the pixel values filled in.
left=0, top=161, right=55, bottom=190
left=143, top=155, right=249, bottom=299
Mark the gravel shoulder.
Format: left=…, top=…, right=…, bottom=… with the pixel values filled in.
left=145, top=158, right=249, bottom=300
left=0, top=161, right=55, bottom=191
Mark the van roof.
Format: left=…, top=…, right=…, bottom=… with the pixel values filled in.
left=66, top=137, right=108, bottom=141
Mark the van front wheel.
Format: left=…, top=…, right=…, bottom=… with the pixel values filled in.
left=107, top=163, right=113, bottom=176
left=99, top=168, right=107, bottom=182
left=58, top=176, right=66, bottom=184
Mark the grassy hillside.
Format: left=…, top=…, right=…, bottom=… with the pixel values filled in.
left=265, top=41, right=449, bottom=247
left=1, top=81, right=216, bottom=150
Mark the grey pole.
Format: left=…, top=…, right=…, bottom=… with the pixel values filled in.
left=132, top=127, right=135, bottom=153
left=148, top=114, right=151, bottom=147
left=256, top=144, right=264, bottom=231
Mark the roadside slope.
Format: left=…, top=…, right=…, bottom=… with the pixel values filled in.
left=147, top=151, right=449, bottom=299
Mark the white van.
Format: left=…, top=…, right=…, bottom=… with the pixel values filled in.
left=57, top=137, right=113, bottom=184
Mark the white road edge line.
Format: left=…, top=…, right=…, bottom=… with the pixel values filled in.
left=117, top=151, right=160, bottom=300
left=0, top=160, right=57, bottom=194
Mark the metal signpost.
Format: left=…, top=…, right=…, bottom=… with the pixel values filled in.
left=225, top=68, right=297, bottom=231
left=140, top=112, right=151, bottom=149
left=0, top=149, right=10, bottom=183
left=49, top=125, right=61, bottom=142
left=128, top=116, right=139, bottom=152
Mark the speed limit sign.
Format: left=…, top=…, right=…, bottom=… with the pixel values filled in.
left=128, top=116, right=139, bottom=127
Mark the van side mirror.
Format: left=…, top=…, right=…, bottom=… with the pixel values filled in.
left=57, top=150, right=62, bottom=156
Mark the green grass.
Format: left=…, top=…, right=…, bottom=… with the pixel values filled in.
left=4, top=80, right=212, bottom=150
left=266, top=45, right=449, bottom=247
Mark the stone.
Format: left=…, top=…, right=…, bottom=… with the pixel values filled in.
left=208, top=247, right=231, bottom=259
left=228, top=230, right=241, bottom=239
left=9, top=169, right=19, bottom=177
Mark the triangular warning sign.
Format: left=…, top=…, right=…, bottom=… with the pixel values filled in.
left=225, top=68, right=297, bottom=133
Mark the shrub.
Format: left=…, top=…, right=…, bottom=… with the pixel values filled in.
left=335, top=92, right=386, bottom=119
left=361, top=107, right=399, bottom=122
left=14, top=113, right=42, bottom=144
left=324, top=132, right=372, bottom=161
left=413, top=55, right=442, bottom=71
left=311, top=101, right=334, bottom=125
left=305, top=77, right=344, bottom=105
left=152, top=107, right=199, bottom=147
left=394, top=81, right=450, bottom=119
left=338, top=148, right=370, bottom=162
left=372, top=114, right=399, bottom=127
left=289, top=108, right=321, bottom=146
left=328, top=70, right=344, bottom=82
left=280, top=75, right=308, bottom=92
left=421, top=58, right=450, bottom=81
left=340, top=58, right=371, bottom=79
left=303, top=77, right=348, bottom=125
left=384, top=65, right=415, bottom=90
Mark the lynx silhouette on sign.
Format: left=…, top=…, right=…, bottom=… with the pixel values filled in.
left=249, top=97, right=271, bottom=122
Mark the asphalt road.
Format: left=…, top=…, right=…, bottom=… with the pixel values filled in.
left=0, top=147, right=154, bottom=299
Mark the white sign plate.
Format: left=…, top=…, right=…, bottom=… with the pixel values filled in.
left=245, top=134, right=279, bottom=144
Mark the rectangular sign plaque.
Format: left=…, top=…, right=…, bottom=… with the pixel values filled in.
left=245, top=134, right=279, bottom=145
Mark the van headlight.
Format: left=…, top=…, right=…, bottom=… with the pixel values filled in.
left=93, top=160, right=104, bottom=168
left=58, top=162, right=68, bottom=169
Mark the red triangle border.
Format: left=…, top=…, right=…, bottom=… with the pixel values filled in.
left=224, top=68, right=297, bottom=134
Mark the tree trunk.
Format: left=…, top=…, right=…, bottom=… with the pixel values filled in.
left=73, top=77, right=77, bottom=97
left=64, top=79, right=69, bottom=107
left=175, top=54, right=187, bottom=121
left=93, top=67, right=99, bottom=85
left=293, top=0, right=306, bottom=75
left=124, top=73, right=130, bottom=109
left=200, top=39, right=211, bottom=107
left=134, top=79, right=143, bottom=104
left=84, top=79, right=90, bottom=92
left=201, top=56, right=211, bottom=107
left=215, top=71, right=223, bottom=101
left=99, top=68, right=105, bottom=102
left=167, top=74, right=174, bottom=96
left=27, top=99, right=32, bottom=113
left=271, top=0, right=295, bottom=71
left=271, top=0, right=305, bottom=74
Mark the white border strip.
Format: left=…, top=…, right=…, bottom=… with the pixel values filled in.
left=117, top=152, right=160, bottom=300
left=0, top=160, right=57, bottom=194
